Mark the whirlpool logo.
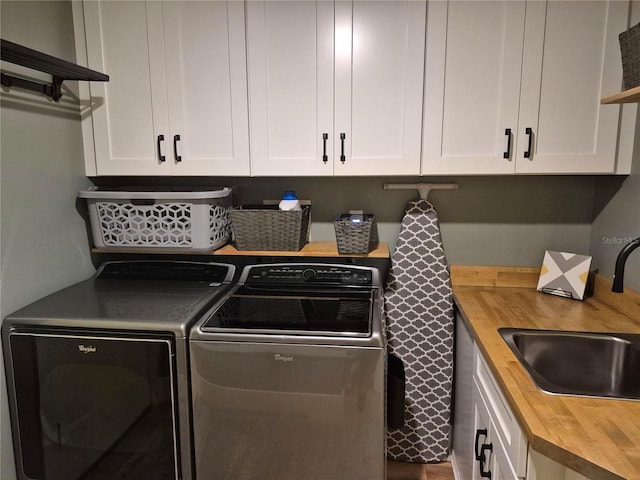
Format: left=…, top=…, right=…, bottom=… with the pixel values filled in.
left=78, top=345, right=97, bottom=354
left=273, top=353, right=294, bottom=363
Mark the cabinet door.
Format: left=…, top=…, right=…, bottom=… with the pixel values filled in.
left=473, top=382, right=521, bottom=480
left=335, top=0, right=425, bottom=176
left=422, top=0, right=525, bottom=174
left=163, top=1, right=250, bottom=175
left=472, top=382, right=495, bottom=480
left=516, top=0, right=628, bottom=173
left=247, top=0, right=334, bottom=176
left=81, top=1, right=171, bottom=176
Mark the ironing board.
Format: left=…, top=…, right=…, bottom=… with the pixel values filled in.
left=384, top=199, right=455, bottom=463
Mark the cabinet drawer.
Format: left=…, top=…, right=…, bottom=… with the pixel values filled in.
left=474, top=347, right=527, bottom=477
left=473, top=380, right=520, bottom=480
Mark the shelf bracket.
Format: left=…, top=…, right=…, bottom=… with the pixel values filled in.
left=1, top=73, right=64, bottom=101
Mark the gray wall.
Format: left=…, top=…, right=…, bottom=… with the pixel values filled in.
left=589, top=145, right=640, bottom=291
left=203, top=175, right=596, bottom=266
left=110, top=175, right=596, bottom=267
left=0, top=2, right=95, bottom=479
left=586, top=2, right=640, bottom=293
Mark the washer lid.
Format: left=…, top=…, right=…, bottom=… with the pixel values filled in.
left=200, top=286, right=373, bottom=337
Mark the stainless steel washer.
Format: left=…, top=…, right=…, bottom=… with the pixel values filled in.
left=189, top=263, right=386, bottom=480
left=2, top=260, right=235, bottom=480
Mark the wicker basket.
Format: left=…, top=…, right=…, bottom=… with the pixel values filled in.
left=229, top=205, right=311, bottom=251
left=620, top=22, right=640, bottom=90
left=334, top=214, right=378, bottom=254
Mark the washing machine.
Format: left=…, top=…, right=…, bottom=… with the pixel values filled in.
left=189, top=263, right=387, bottom=480
left=2, top=260, right=235, bottom=480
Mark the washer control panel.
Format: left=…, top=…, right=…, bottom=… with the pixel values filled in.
left=244, top=264, right=374, bottom=286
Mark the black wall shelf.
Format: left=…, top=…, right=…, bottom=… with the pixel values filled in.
left=0, top=38, right=108, bottom=101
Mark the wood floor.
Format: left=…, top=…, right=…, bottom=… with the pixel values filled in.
left=387, top=460, right=455, bottom=480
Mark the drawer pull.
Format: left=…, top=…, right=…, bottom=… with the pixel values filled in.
left=173, top=134, right=182, bottom=163
left=322, top=133, right=328, bottom=163
left=474, top=428, right=487, bottom=460
left=524, top=127, right=533, bottom=159
left=503, top=128, right=512, bottom=159
left=479, top=443, right=493, bottom=479
left=157, top=135, right=166, bottom=163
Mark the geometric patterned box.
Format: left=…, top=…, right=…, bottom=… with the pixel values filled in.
left=536, top=250, right=593, bottom=301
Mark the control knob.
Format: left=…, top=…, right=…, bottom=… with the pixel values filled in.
left=302, top=268, right=316, bottom=281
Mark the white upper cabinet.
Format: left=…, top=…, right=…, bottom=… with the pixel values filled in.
left=335, top=1, right=426, bottom=176
left=516, top=1, right=626, bottom=174
left=423, top=0, right=524, bottom=175
left=164, top=1, right=250, bottom=175
left=246, top=1, right=334, bottom=176
left=247, top=0, right=426, bottom=176
left=422, top=0, right=630, bottom=175
left=74, top=1, right=249, bottom=176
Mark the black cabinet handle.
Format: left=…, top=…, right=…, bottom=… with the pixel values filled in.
left=474, top=429, right=487, bottom=460
left=322, top=133, right=328, bottom=163
left=524, top=127, right=533, bottom=159
left=479, top=443, right=493, bottom=479
left=174, top=134, right=182, bottom=163
left=503, top=128, right=512, bottom=159
left=340, top=133, right=346, bottom=163
left=157, top=135, right=166, bottom=163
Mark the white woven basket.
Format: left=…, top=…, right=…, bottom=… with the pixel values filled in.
left=79, top=187, right=232, bottom=252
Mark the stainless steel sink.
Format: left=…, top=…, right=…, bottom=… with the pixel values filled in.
left=498, top=328, right=640, bottom=400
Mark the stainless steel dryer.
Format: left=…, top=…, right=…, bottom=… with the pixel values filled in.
left=189, top=263, right=386, bottom=480
left=2, top=260, right=235, bottom=480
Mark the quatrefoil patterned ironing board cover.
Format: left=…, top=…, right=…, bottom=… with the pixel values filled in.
left=384, top=199, right=454, bottom=463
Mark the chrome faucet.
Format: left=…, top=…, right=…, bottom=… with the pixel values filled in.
left=612, top=237, right=640, bottom=293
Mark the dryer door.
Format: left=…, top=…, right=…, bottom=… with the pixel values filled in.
left=5, top=330, right=179, bottom=480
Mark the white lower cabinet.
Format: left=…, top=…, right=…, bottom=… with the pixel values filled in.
left=472, top=347, right=527, bottom=480
left=453, top=313, right=591, bottom=480
left=473, top=382, right=519, bottom=480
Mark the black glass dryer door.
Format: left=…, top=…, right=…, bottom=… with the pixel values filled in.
left=8, top=331, right=178, bottom=480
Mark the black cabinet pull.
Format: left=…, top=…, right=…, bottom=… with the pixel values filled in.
left=173, top=134, right=182, bottom=162
left=503, top=128, right=512, bottom=159
left=157, top=134, right=166, bottom=163
left=322, top=133, right=328, bottom=163
left=340, top=133, right=346, bottom=163
left=524, top=127, right=533, bottom=159
left=479, top=443, right=493, bottom=479
left=474, top=428, right=487, bottom=460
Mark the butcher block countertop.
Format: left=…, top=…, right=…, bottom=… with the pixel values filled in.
left=450, top=266, right=640, bottom=480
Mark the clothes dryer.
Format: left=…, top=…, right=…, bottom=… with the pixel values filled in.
left=2, top=261, right=235, bottom=480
